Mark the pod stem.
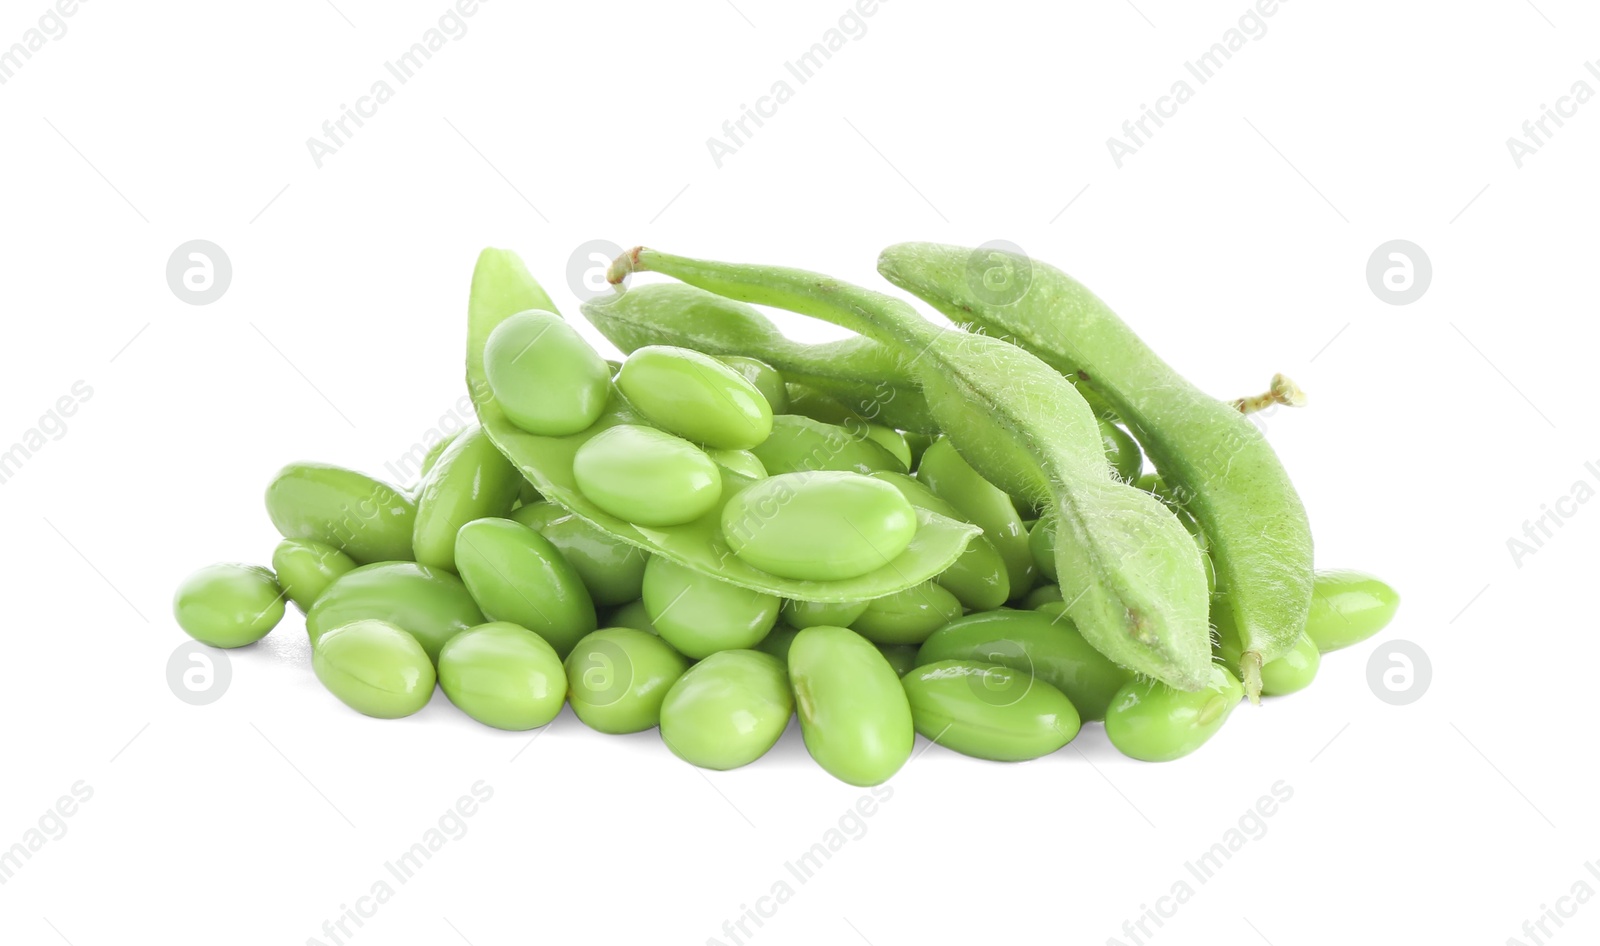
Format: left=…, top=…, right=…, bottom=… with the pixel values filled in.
left=1233, top=373, right=1307, bottom=414
left=1240, top=651, right=1264, bottom=704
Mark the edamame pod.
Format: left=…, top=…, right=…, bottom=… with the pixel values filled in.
left=173, top=563, right=285, bottom=648
left=438, top=622, right=567, bottom=730
left=878, top=243, right=1312, bottom=699
left=565, top=626, right=689, bottom=733
left=271, top=539, right=357, bottom=613
left=916, top=439, right=1037, bottom=601
left=1305, top=569, right=1400, bottom=652
left=468, top=249, right=982, bottom=604
left=659, top=650, right=793, bottom=770
left=312, top=619, right=436, bottom=719
left=752, top=415, right=907, bottom=477
left=916, top=609, right=1131, bottom=721
left=788, top=625, right=914, bottom=786
left=454, top=518, right=597, bottom=657
left=642, top=558, right=780, bottom=659
left=617, top=345, right=774, bottom=450
left=411, top=425, right=521, bottom=572
left=265, top=462, right=416, bottom=564
left=1104, top=666, right=1244, bottom=762
left=305, top=562, right=485, bottom=662
left=1216, top=618, right=1320, bottom=697
left=902, top=660, right=1081, bottom=761
left=616, top=249, right=1211, bottom=690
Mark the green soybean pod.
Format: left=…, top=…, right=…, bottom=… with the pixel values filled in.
left=850, top=582, right=963, bottom=646
left=789, top=625, right=914, bottom=786
left=572, top=425, right=722, bottom=527
left=1305, top=569, right=1401, bottom=652
left=510, top=501, right=650, bottom=607
left=916, top=439, right=1036, bottom=598
left=173, top=563, right=285, bottom=648
left=438, top=622, right=566, bottom=730
left=1099, top=418, right=1143, bottom=482
left=617, top=345, right=774, bottom=450
left=305, top=562, right=485, bottom=662
left=659, top=650, right=793, bottom=770
left=412, top=426, right=522, bottom=572
left=916, top=609, right=1132, bottom=721
left=1216, top=617, right=1319, bottom=697
left=642, top=558, right=780, bottom=659
left=751, top=415, right=907, bottom=477
left=264, top=462, right=416, bottom=564
left=483, top=310, right=611, bottom=436
left=271, top=539, right=357, bottom=613
left=565, top=626, right=690, bottom=733
left=902, top=660, right=1081, bottom=761
left=782, top=597, right=871, bottom=630
left=879, top=243, right=1312, bottom=700
left=719, top=356, right=791, bottom=414
left=870, top=471, right=1010, bottom=611
left=312, top=619, right=437, bottom=719
left=454, top=517, right=597, bottom=657
left=720, top=471, right=918, bottom=582
left=1104, top=666, right=1244, bottom=762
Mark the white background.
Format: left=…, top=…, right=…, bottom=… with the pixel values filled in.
left=1, top=1, right=1593, bottom=944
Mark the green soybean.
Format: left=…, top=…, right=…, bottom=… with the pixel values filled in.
left=879, top=242, right=1311, bottom=699
left=917, top=609, right=1131, bottom=721
left=411, top=426, right=521, bottom=572
left=511, top=502, right=650, bottom=607
left=306, top=562, right=485, bottom=662
left=902, top=660, right=1081, bottom=761
left=781, top=598, right=871, bottom=630
left=1027, top=517, right=1058, bottom=583
left=707, top=448, right=767, bottom=480
left=784, top=383, right=861, bottom=427
left=863, top=426, right=913, bottom=470
left=618, top=345, right=774, bottom=450
left=483, top=310, right=611, bottom=436
left=719, top=356, right=791, bottom=414
left=1099, top=419, right=1143, bottom=482
left=659, top=650, right=793, bottom=770
left=870, top=471, right=1010, bottom=611
left=1104, top=666, right=1244, bottom=762
left=565, top=626, right=690, bottom=733
left=1305, top=569, right=1400, bottom=652
left=606, top=599, right=659, bottom=635
left=437, top=622, right=566, bottom=730
left=916, top=439, right=1037, bottom=601
left=271, top=539, right=357, bottom=613
left=751, top=415, right=907, bottom=478
left=453, top=517, right=596, bottom=657
left=642, top=557, right=781, bottom=658
left=721, top=471, right=918, bottom=582
left=173, top=563, right=285, bottom=648
left=756, top=624, right=801, bottom=662
left=312, top=619, right=437, bottom=719
left=264, top=462, right=416, bottom=564
left=1022, top=584, right=1063, bottom=610
left=788, top=625, right=915, bottom=786
left=573, top=425, right=722, bottom=527
left=850, top=582, right=963, bottom=646
left=876, top=644, right=921, bottom=677
left=417, top=430, right=460, bottom=481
